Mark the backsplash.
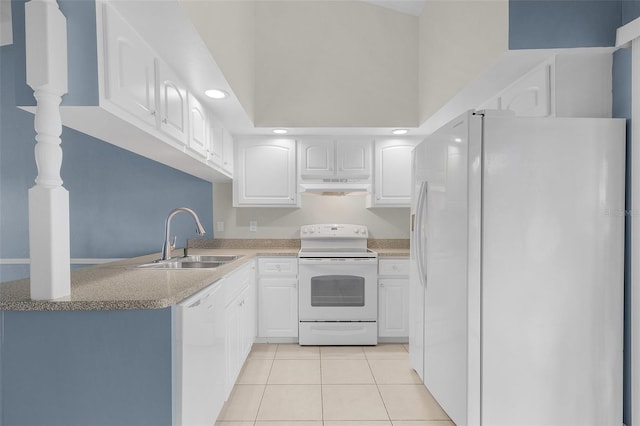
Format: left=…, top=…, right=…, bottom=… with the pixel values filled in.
left=188, top=238, right=409, bottom=250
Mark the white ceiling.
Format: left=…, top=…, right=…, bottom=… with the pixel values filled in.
left=361, top=0, right=426, bottom=16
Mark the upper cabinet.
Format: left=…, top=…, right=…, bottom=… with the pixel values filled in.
left=477, top=52, right=613, bottom=118
left=21, top=2, right=234, bottom=183
left=187, top=93, right=208, bottom=157
left=157, top=62, right=188, bottom=145
left=221, top=128, right=234, bottom=176
left=208, top=126, right=234, bottom=178
left=336, top=137, right=372, bottom=179
left=299, top=138, right=372, bottom=180
left=299, top=138, right=335, bottom=178
left=234, top=138, right=298, bottom=207
left=103, top=3, right=157, bottom=127
left=368, top=139, right=418, bottom=208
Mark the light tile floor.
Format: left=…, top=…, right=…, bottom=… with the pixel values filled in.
left=216, top=343, right=454, bottom=426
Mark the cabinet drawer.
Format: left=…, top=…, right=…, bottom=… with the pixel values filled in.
left=258, top=257, right=298, bottom=275
left=225, top=262, right=253, bottom=306
left=378, top=259, right=409, bottom=277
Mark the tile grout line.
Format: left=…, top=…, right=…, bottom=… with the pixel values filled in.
left=252, top=343, right=277, bottom=425
left=319, top=346, right=324, bottom=426
left=365, top=349, right=393, bottom=424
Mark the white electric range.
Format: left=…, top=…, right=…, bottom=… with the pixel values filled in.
left=298, top=224, right=378, bottom=345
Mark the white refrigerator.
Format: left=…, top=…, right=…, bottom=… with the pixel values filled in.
left=409, top=110, right=625, bottom=426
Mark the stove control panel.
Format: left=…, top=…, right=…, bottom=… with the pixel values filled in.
left=300, top=224, right=368, bottom=239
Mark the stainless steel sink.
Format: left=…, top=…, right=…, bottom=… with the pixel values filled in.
left=135, top=254, right=242, bottom=270
left=181, top=255, right=242, bottom=263
left=136, top=261, right=226, bottom=269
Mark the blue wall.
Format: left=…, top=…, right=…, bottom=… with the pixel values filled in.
left=1, top=309, right=174, bottom=426
left=0, top=0, right=214, bottom=282
left=510, top=1, right=639, bottom=424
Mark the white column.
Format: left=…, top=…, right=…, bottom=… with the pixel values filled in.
left=25, top=0, right=70, bottom=300
left=617, top=15, right=640, bottom=426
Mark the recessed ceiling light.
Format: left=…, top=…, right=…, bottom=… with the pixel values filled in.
left=392, top=129, right=409, bottom=135
left=204, top=89, right=228, bottom=99
left=454, top=137, right=462, bottom=143
left=273, top=129, right=288, bottom=134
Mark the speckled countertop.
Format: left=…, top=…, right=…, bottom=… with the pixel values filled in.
left=0, top=239, right=409, bottom=312
left=0, top=248, right=297, bottom=312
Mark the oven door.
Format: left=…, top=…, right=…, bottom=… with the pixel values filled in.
left=298, top=258, right=378, bottom=321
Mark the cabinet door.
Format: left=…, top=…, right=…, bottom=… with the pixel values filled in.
left=103, top=5, right=156, bottom=126
left=336, top=137, right=372, bottom=178
left=177, top=282, right=226, bottom=425
left=187, top=93, right=208, bottom=157
left=373, top=140, right=416, bottom=207
left=157, top=61, right=188, bottom=144
left=259, top=277, right=299, bottom=338
left=221, top=128, right=234, bottom=175
left=242, top=263, right=257, bottom=360
left=235, top=138, right=297, bottom=206
left=378, top=278, right=409, bottom=338
left=499, top=64, right=550, bottom=117
left=224, top=299, right=241, bottom=398
left=299, top=138, right=335, bottom=178
left=209, top=126, right=223, bottom=167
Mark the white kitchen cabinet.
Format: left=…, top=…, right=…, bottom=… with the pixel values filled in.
left=234, top=138, right=298, bottom=207
left=157, top=61, right=188, bottom=144
left=102, top=3, right=157, bottom=127
left=337, top=137, right=372, bottom=178
left=224, top=261, right=256, bottom=398
left=221, top=127, right=234, bottom=175
left=378, top=258, right=409, bottom=340
left=369, top=139, right=418, bottom=207
left=498, top=64, right=551, bottom=117
left=209, top=126, right=224, bottom=167
left=207, top=126, right=233, bottom=177
left=176, top=279, right=225, bottom=426
left=258, top=257, right=299, bottom=339
left=478, top=52, right=613, bottom=118
left=299, top=138, right=335, bottom=178
left=299, top=138, right=372, bottom=179
left=35, top=2, right=235, bottom=183
left=187, top=93, right=208, bottom=157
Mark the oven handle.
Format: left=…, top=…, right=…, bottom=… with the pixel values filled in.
left=298, top=258, right=378, bottom=265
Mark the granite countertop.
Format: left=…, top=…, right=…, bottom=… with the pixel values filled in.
left=0, top=248, right=298, bottom=312
left=375, top=248, right=410, bottom=257
left=0, top=238, right=409, bottom=312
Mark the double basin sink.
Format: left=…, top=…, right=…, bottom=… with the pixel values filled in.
left=136, top=255, right=242, bottom=270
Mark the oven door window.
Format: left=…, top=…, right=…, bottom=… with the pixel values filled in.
left=310, top=275, right=365, bottom=307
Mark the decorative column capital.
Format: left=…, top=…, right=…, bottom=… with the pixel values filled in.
left=25, top=0, right=68, bottom=95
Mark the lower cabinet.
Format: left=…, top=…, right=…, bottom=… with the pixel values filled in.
left=177, top=259, right=256, bottom=425
left=176, top=281, right=226, bottom=426
left=378, top=258, right=410, bottom=339
left=224, top=261, right=257, bottom=398
left=258, top=257, right=299, bottom=339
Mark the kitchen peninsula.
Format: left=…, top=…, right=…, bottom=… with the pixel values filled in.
left=0, top=239, right=408, bottom=426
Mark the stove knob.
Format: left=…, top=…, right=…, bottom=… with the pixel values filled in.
left=354, top=228, right=359, bottom=234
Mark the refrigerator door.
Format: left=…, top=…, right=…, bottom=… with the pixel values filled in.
left=410, top=136, right=434, bottom=380
left=421, top=111, right=482, bottom=426
left=481, top=117, right=625, bottom=425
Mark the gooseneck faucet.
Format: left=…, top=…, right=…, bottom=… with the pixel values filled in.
left=160, top=207, right=206, bottom=261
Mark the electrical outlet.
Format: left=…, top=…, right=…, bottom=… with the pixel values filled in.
left=216, top=221, right=224, bottom=232
left=249, top=221, right=258, bottom=232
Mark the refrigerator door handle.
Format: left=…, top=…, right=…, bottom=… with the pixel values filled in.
left=414, top=181, right=428, bottom=288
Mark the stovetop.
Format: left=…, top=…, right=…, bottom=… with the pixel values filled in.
left=299, top=224, right=375, bottom=258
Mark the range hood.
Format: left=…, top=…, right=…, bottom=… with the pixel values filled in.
left=299, top=181, right=371, bottom=195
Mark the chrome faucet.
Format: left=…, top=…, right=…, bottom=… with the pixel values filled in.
left=160, top=207, right=206, bottom=261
